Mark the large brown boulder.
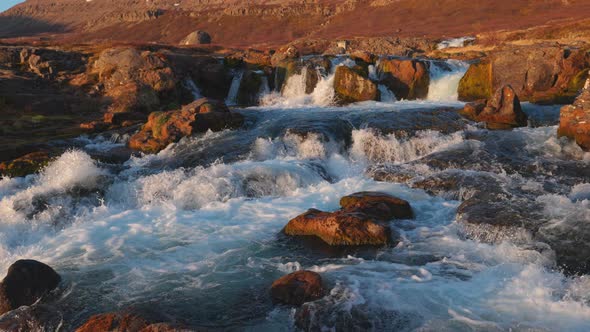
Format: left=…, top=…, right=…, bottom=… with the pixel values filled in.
left=128, top=98, right=244, bottom=153
left=459, top=85, right=528, bottom=129
left=458, top=44, right=590, bottom=104
left=92, top=48, right=178, bottom=114
left=558, top=76, right=590, bottom=150
left=378, top=59, right=430, bottom=100
left=284, top=209, right=392, bottom=246
left=270, top=271, right=325, bottom=306
left=333, top=66, right=379, bottom=104
left=339, top=191, right=414, bottom=220
left=180, top=30, right=211, bottom=45
left=76, top=311, right=188, bottom=332
left=0, top=260, right=61, bottom=316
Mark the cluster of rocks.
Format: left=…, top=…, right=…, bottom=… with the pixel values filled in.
left=459, top=85, right=528, bottom=129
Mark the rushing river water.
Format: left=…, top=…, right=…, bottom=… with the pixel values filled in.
left=1, top=60, right=590, bottom=331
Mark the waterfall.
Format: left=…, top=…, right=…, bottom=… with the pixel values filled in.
left=282, top=66, right=308, bottom=99
left=184, top=78, right=203, bottom=100
left=426, top=60, right=469, bottom=101
left=378, top=85, right=396, bottom=103
left=225, top=70, right=243, bottom=106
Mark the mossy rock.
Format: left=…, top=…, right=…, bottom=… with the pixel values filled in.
left=0, top=152, right=51, bottom=177
left=151, top=112, right=170, bottom=139
left=237, top=71, right=263, bottom=106
left=334, top=66, right=379, bottom=105
left=458, top=61, right=493, bottom=102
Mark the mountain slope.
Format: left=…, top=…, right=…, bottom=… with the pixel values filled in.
left=1, top=0, right=590, bottom=47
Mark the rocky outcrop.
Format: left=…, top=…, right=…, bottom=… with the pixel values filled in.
left=0, top=151, right=50, bottom=177
left=378, top=59, right=430, bottom=100
left=0, top=260, right=61, bottom=315
left=92, top=47, right=179, bottom=114
left=270, top=271, right=325, bottom=306
left=458, top=44, right=590, bottom=104
left=180, top=30, right=212, bottom=45
left=333, top=66, right=379, bottom=104
left=459, top=85, right=528, bottom=129
left=283, top=192, right=412, bottom=246
left=128, top=98, right=244, bottom=153
left=558, top=75, right=590, bottom=150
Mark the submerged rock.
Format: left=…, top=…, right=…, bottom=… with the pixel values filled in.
left=339, top=191, right=414, bottom=220
left=128, top=98, right=244, bottom=153
left=0, top=260, right=61, bottom=315
left=459, top=85, right=528, bottom=129
left=558, top=76, right=590, bottom=150
left=333, top=66, right=379, bottom=104
left=270, top=270, right=325, bottom=306
left=378, top=58, right=430, bottom=100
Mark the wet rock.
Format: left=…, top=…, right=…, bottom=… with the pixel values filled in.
left=270, top=270, right=325, bottom=305
left=128, top=98, right=244, bottom=153
left=340, top=191, right=413, bottom=220
left=75, top=312, right=149, bottom=332
left=236, top=70, right=263, bottom=106
left=457, top=60, right=492, bottom=102
left=333, top=65, right=379, bottom=104
left=0, top=305, right=62, bottom=332
left=284, top=208, right=393, bottom=246
left=0, top=260, right=61, bottom=315
left=0, top=151, right=50, bottom=177
left=378, top=58, right=430, bottom=100
left=459, top=85, right=528, bottom=129
left=104, top=111, right=147, bottom=125
left=350, top=50, right=377, bottom=64
left=180, top=30, right=211, bottom=45
left=557, top=76, right=590, bottom=150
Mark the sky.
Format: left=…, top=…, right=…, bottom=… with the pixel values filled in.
left=0, top=0, right=24, bottom=13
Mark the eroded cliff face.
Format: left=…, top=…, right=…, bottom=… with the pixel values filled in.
left=2, top=0, right=590, bottom=47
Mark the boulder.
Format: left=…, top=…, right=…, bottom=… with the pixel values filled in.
left=339, top=191, right=414, bottom=220
left=128, top=98, right=244, bottom=153
left=236, top=70, right=263, bottom=106
left=0, top=260, right=61, bottom=315
left=180, top=30, right=211, bottom=45
left=284, top=209, right=392, bottom=246
left=457, top=60, right=493, bottom=102
left=333, top=66, right=379, bottom=104
left=459, top=85, right=528, bottom=129
left=378, top=58, right=430, bottom=100
left=270, top=271, right=325, bottom=306
left=0, top=151, right=50, bottom=177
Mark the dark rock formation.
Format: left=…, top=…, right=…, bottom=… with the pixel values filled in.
left=0, top=260, right=61, bottom=315
left=270, top=270, right=325, bottom=306
left=339, top=191, right=414, bottom=220
left=0, top=151, right=50, bottom=177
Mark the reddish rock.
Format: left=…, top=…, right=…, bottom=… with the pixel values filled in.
left=350, top=50, right=377, bottom=64
left=0, top=260, right=61, bottom=315
left=75, top=312, right=149, bottom=332
left=333, top=66, right=379, bottom=105
left=558, top=77, right=590, bottom=150
left=104, top=111, right=147, bottom=125
left=378, top=59, right=430, bottom=100
left=180, top=30, right=212, bottom=45
left=80, top=121, right=109, bottom=132
left=459, top=85, right=528, bottom=129
left=128, top=98, right=243, bottom=153
left=270, top=271, right=325, bottom=306
left=284, top=209, right=392, bottom=246
left=339, top=191, right=413, bottom=220
left=0, top=151, right=50, bottom=177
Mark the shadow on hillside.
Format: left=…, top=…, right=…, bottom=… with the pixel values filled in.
left=0, top=15, right=67, bottom=38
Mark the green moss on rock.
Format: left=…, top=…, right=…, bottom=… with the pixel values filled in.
left=458, top=61, right=493, bottom=102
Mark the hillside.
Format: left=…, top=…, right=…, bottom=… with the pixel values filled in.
left=1, top=0, right=590, bottom=47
